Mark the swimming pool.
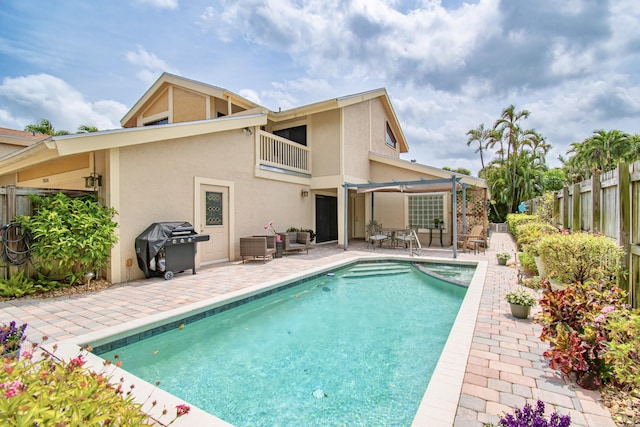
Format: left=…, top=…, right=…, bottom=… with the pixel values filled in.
left=52, top=256, right=487, bottom=426
left=97, top=261, right=466, bottom=426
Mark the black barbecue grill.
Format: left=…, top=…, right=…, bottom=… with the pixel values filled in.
left=135, top=222, right=210, bottom=280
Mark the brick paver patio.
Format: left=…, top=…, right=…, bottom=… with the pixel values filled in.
left=0, top=231, right=616, bottom=426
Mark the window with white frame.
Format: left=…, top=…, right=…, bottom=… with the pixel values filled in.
left=386, top=122, right=397, bottom=149
left=407, top=194, right=445, bottom=229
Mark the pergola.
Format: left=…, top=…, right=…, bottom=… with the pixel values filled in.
left=342, top=176, right=474, bottom=258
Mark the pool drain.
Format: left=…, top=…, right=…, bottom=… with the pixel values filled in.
left=312, top=388, right=327, bottom=399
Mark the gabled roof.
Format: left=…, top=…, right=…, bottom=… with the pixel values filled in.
left=120, top=72, right=264, bottom=127
left=0, top=127, right=49, bottom=147
left=122, top=74, right=409, bottom=153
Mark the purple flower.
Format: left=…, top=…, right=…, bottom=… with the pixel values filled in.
left=601, top=305, right=615, bottom=314
left=497, top=400, right=571, bottom=427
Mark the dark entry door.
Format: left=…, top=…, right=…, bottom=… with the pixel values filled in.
left=315, top=195, right=338, bottom=243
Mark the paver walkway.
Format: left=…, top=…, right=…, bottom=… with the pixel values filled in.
left=0, top=232, right=616, bottom=426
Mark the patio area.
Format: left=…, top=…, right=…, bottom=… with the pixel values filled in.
left=0, top=231, right=616, bottom=426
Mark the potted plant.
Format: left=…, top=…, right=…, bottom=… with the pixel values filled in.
left=496, top=252, right=511, bottom=265
left=505, top=288, right=537, bottom=319
left=1, top=321, right=27, bottom=358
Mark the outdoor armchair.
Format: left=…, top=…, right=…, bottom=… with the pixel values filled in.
left=240, top=236, right=276, bottom=263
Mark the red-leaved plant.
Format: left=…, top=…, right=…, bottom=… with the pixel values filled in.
left=537, top=279, right=627, bottom=389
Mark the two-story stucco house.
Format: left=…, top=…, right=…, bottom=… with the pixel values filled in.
left=0, top=73, right=487, bottom=283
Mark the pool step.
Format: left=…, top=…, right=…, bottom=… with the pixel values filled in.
left=343, top=263, right=412, bottom=278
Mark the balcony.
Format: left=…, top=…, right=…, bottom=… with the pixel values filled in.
left=257, top=130, right=311, bottom=177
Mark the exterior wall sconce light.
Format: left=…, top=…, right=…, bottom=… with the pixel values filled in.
left=301, top=188, right=309, bottom=197
left=243, top=127, right=253, bottom=135
left=83, top=172, right=102, bottom=188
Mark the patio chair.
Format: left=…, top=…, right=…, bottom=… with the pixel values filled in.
left=366, top=221, right=389, bottom=248
left=279, top=231, right=311, bottom=255
left=395, top=227, right=416, bottom=249
left=458, top=225, right=484, bottom=253
left=240, top=236, right=276, bottom=263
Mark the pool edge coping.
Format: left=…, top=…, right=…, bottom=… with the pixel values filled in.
left=47, top=254, right=486, bottom=427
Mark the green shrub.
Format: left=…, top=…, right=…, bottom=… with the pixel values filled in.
left=517, top=251, right=538, bottom=276
left=286, top=227, right=316, bottom=242
left=603, top=308, right=640, bottom=390
left=505, top=213, right=540, bottom=237
left=537, top=232, right=624, bottom=285
left=16, top=193, right=118, bottom=285
left=534, top=192, right=556, bottom=223
left=514, top=221, right=558, bottom=251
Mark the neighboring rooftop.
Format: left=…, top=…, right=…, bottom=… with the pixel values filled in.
left=0, top=127, right=50, bottom=146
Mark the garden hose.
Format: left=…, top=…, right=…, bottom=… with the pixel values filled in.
left=0, top=222, right=32, bottom=266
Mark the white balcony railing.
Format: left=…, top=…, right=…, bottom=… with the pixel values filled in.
left=257, top=130, right=311, bottom=175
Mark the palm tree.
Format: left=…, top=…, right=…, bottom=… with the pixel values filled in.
left=24, top=119, right=70, bottom=136
left=566, top=129, right=633, bottom=179
left=77, top=125, right=99, bottom=133
left=466, top=124, right=491, bottom=172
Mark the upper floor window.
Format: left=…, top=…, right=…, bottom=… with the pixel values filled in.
left=274, top=125, right=307, bottom=146
left=144, top=118, right=168, bottom=126
left=386, top=122, right=397, bottom=149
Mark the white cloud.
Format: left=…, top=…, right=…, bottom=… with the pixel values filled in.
left=135, top=0, right=178, bottom=10
left=125, top=45, right=179, bottom=85
left=0, top=74, right=128, bottom=131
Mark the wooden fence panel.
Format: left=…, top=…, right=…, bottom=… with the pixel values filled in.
left=525, top=161, right=640, bottom=308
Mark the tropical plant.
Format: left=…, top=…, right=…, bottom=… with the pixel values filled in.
left=563, top=129, right=640, bottom=183
left=485, top=400, right=571, bottom=427
left=468, top=106, right=551, bottom=221
left=538, top=278, right=627, bottom=389
left=505, top=288, right=537, bottom=307
left=16, top=193, right=118, bottom=285
left=466, top=123, right=497, bottom=173
left=24, top=118, right=70, bottom=136
left=542, top=168, right=566, bottom=192
left=600, top=307, right=640, bottom=391
left=77, top=124, right=99, bottom=133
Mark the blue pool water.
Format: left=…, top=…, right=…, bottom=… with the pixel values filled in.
left=98, top=262, right=468, bottom=426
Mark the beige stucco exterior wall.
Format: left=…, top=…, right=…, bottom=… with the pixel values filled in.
left=370, top=98, right=400, bottom=157
left=342, top=102, right=371, bottom=180
left=143, top=89, right=169, bottom=119
left=342, top=98, right=400, bottom=181
left=115, top=130, right=312, bottom=282
left=309, top=109, right=341, bottom=177
left=173, top=87, right=206, bottom=123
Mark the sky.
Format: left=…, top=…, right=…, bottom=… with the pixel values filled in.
left=1, top=0, right=639, bottom=176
